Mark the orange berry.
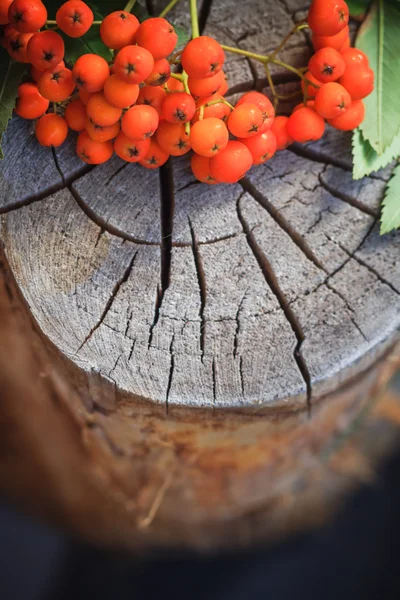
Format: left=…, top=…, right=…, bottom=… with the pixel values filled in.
left=156, top=121, right=191, bottom=156
left=238, top=130, right=277, bottom=165
left=72, top=53, right=110, bottom=93
left=145, top=58, right=171, bottom=87
left=308, top=47, right=345, bottom=84
left=293, top=100, right=315, bottom=111
left=137, top=84, right=166, bottom=117
left=192, top=94, right=232, bottom=124
left=314, top=81, right=351, bottom=119
left=78, top=87, right=91, bottom=105
left=236, top=91, right=275, bottom=129
left=191, top=154, right=218, bottom=184
left=328, top=99, right=365, bottom=131
left=135, top=17, right=177, bottom=60
left=182, top=36, right=225, bottom=79
left=100, top=10, right=139, bottom=49
left=190, top=117, right=229, bottom=157
left=340, top=66, right=374, bottom=100
left=163, top=76, right=184, bottom=93
left=187, top=70, right=224, bottom=97
left=86, top=92, right=122, bottom=127
left=301, top=71, right=321, bottom=98
left=0, top=0, right=13, bottom=24
left=6, top=29, right=31, bottom=61
left=340, top=47, right=369, bottom=69
left=14, top=82, right=49, bottom=119
left=122, top=104, right=159, bottom=140
left=113, top=45, right=154, bottom=84
left=103, top=74, right=139, bottom=108
left=308, top=0, right=349, bottom=37
left=312, top=26, right=349, bottom=51
left=209, top=140, right=253, bottom=184
left=76, top=130, right=113, bottom=164
left=8, top=0, right=47, bottom=32
left=139, top=139, right=169, bottom=169
left=114, top=131, right=150, bottom=162
left=0, top=23, right=15, bottom=47
left=271, top=116, right=293, bottom=150
left=218, top=72, right=229, bottom=96
left=31, top=59, right=65, bottom=83
left=35, top=113, right=68, bottom=147
left=85, top=116, right=120, bottom=142
left=27, top=30, right=64, bottom=71
left=162, top=91, right=196, bottom=124
left=64, top=97, right=86, bottom=131
left=287, top=107, right=325, bottom=143
left=38, top=67, right=75, bottom=102
left=228, top=103, right=264, bottom=138
left=56, top=0, right=93, bottom=38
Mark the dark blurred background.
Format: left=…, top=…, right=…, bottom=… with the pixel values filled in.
left=2, top=441, right=400, bottom=600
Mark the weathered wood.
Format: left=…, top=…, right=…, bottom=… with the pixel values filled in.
left=0, top=0, right=400, bottom=549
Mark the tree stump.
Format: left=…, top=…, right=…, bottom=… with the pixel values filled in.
left=0, top=0, right=400, bottom=551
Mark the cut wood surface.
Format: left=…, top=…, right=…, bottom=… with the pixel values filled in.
left=0, top=0, right=400, bottom=550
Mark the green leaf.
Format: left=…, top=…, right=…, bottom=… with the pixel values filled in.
left=62, top=4, right=113, bottom=63
left=380, top=163, right=400, bottom=234
left=174, top=25, right=190, bottom=48
left=347, top=0, right=370, bottom=17
left=0, top=51, right=27, bottom=160
left=352, top=128, right=400, bottom=179
left=357, top=0, right=400, bottom=154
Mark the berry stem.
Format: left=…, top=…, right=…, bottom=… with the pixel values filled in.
left=170, top=72, right=184, bottom=81
left=199, top=105, right=205, bottom=120
left=189, top=0, right=200, bottom=39
left=159, top=0, right=181, bottom=18
left=197, top=97, right=235, bottom=111
left=264, top=64, right=278, bottom=110
left=269, top=19, right=308, bottom=60
left=182, top=70, right=190, bottom=94
left=220, top=45, right=268, bottom=62
left=123, top=0, right=137, bottom=14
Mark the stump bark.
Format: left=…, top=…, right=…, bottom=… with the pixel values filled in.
left=0, top=0, right=400, bottom=551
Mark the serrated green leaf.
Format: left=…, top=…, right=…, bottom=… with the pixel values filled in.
left=352, top=128, right=400, bottom=179
left=0, top=51, right=27, bottom=159
left=357, top=0, right=400, bottom=154
left=174, top=25, right=190, bottom=48
left=380, top=163, right=400, bottom=234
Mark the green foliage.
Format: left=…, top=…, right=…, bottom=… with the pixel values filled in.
left=380, top=164, right=400, bottom=234
left=346, top=0, right=370, bottom=17
left=174, top=25, right=190, bottom=48
left=357, top=0, right=400, bottom=154
left=0, top=50, right=27, bottom=159
left=352, top=129, right=400, bottom=179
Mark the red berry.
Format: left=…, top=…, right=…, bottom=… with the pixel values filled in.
left=301, top=71, right=321, bottom=99
left=64, top=97, right=86, bottom=131
left=35, top=113, right=68, bottom=147
left=190, top=117, right=229, bottom=157
left=287, top=107, right=325, bottom=143
left=192, top=94, right=232, bottom=124
left=86, top=92, right=122, bottom=127
left=156, top=121, right=191, bottom=156
left=340, top=47, right=369, bottom=69
left=328, top=99, right=365, bottom=131
left=139, top=139, right=169, bottom=169
left=163, top=76, right=184, bottom=93
left=135, top=17, right=177, bottom=60
left=56, top=0, right=94, bottom=38
left=209, top=140, right=253, bottom=184
left=191, top=154, right=218, bottom=184
left=38, top=66, right=75, bottom=102
left=228, top=102, right=264, bottom=138
left=76, top=130, right=113, bottom=164
left=6, top=29, right=32, bottom=61
left=187, top=71, right=224, bottom=97
left=8, top=0, right=47, bottom=32
left=271, top=116, right=293, bottom=150
left=162, top=91, right=196, bottom=124
left=100, top=10, right=139, bottom=50
left=314, top=81, right=351, bottom=119
left=293, top=100, right=315, bottom=112
left=85, top=116, right=120, bottom=142
left=145, top=58, right=171, bottom=87
left=137, top=85, right=166, bottom=117
left=122, top=104, right=159, bottom=141
left=181, top=36, right=225, bottom=79
left=103, top=74, right=139, bottom=108
left=308, top=47, right=345, bottom=83
left=113, top=45, right=154, bottom=84
left=308, top=0, right=349, bottom=37
left=27, top=30, right=65, bottom=71
left=72, top=54, right=110, bottom=94
left=114, top=131, right=151, bottom=162
left=15, top=81, right=49, bottom=119
left=0, top=0, right=13, bottom=24
left=339, top=66, right=374, bottom=100
left=312, top=26, right=349, bottom=51
left=238, top=130, right=277, bottom=165
left=236, top=91, right=275, bottom=129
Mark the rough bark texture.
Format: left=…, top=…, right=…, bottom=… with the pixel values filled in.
left=0, top=0, right=400, bottom=550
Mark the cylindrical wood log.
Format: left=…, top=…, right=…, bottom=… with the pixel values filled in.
left=0, top=0, right=400, bottom=551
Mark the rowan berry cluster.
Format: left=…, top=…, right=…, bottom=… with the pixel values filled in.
left=0, top=0, right=374, bottom=185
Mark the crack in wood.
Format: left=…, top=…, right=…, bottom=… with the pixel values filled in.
left=77, top=251, right=138, bottom=352
left=233, top=290, right=247, bottom=357
left=325, top=281, right=369, bottom=342
left=319, top=167, right=379, bottom=217
left=240, top=176, right=327, bottom=273
left=288, top=143, right=352, bottom=172
left=165, top=334, right=175, bottom=412
left=189, top=218, right=207, bottom=361
left=199, top=0, right=214, bottom=34
left=237, top=199, right=312, bottom=411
